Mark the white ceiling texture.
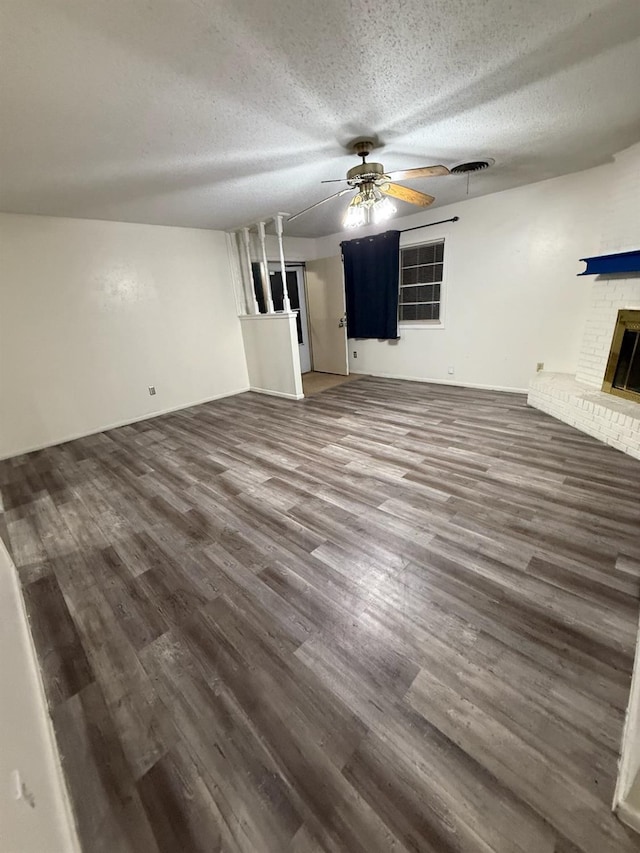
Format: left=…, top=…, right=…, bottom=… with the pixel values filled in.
left=1, top=0, right=639, bottom=237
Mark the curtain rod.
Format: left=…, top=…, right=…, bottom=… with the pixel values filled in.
left=339, top=216, right=460, bottom=249
left=399, top=216, right=459, bottom=234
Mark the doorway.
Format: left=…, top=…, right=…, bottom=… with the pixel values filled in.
left=305, top=256, right=349, bottom=376
left=268, top=264, right=311, bottom=374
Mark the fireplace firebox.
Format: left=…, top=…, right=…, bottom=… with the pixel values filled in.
left=602, top=309, right=640, bottom=403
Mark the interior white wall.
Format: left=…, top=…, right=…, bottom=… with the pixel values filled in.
left=0, top=214, right=249, bottom=459
left=615, top=611, right=640, bottom=834
left=311, top=165, right=610, bottom=392
left=0, top=542, right=79, bottom=853
left=266, top=234, right=319, bottom=263
left=239, top=313, right=303, bottom=399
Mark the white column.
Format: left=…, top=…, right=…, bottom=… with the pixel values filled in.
left=241, top=227, right=260, bottom=314
left=274, top=213, right=292, bottom=312
left=257, top=220, right=274, bottom=314
left=225, top=232, right=247, bottom=315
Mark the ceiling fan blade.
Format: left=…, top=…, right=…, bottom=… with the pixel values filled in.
left=320, top=178, right=350, bottom=184
left=385, top=165, right=450, bottom=181
left=287, top=189, right=352, bottom=222
left=382, top=183, right=435, bottom=207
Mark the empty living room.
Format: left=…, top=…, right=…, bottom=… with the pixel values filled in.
left=2, top=1, right=640, bottom=851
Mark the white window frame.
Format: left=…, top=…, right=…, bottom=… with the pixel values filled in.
left=398, top=232, right=448, bottom=330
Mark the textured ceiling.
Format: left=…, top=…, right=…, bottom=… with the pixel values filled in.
left=1, top=0, right=640, bottom=237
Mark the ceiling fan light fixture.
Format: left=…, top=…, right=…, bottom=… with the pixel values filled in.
left=372, top=195, right=396, bottom=224
left=290, top=143, right=449, bottom=226
left=342, top=189, right=398, bottom=229
left=343, top=196, right=367, bottom=229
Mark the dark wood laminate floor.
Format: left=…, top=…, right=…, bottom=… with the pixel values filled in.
left=2, top=377, right=640, bottom=853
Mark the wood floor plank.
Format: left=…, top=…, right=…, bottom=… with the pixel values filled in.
left=52, top=682, right=160, bottom=853
left=1, top=377, right=639, bottom=852
left=140, top=630, right=303, bottom=852
left=22, top=572, right=94, bottom=707
left=405, top=669, right=634, bottom=853
left=137, top=742, right=224, bottom=853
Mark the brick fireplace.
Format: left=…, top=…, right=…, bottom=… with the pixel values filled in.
left=602, top=309, right=640, bottom=403
left=528, top=142, right=640, bottom=460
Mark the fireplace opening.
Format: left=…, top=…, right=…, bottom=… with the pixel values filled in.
left=602, top=309, right=640, bottom=403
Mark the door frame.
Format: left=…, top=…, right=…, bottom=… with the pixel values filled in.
left=304, top=255, right=349, bottom=376
left=267, top=262, right=313, bottom=373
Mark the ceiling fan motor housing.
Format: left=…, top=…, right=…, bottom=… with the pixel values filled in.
left=346, top=161, right=385, bottom=184
left=351, top=138, right=376, bottom=157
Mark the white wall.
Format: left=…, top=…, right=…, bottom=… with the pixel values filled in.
left=615, top=611, right=640, bottom=834
left=266, top=234, right=319, bottom=264
left=0, top=214, right=249, bottom=459
left=240, top=313, right=303, bottom=399
left=313, top=165, right=611, bottom=392
left=0, top=542, right=79, bottom=853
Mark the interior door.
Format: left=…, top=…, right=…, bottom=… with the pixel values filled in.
left=268, top=265, right=311, bottom=373
left=305, top=255, right=349, bottom=375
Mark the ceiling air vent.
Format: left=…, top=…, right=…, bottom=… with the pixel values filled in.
left=451, top=159, right=494, bottom=174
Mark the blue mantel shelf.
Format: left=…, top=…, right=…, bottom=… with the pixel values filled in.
left=578, top=249, right=640, bottom=276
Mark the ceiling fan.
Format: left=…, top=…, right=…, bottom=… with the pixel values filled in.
left=288, top=138, right=450, bottom=228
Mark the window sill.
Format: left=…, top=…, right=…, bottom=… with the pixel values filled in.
left=398, top=322, right=445, bottom=330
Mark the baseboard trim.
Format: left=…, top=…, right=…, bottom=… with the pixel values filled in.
left=249, top=387, right=305, bottom=400
left=348, top=370, right=527, bottom=394
left=616, top=800, right=640, bottom=836
left=0, top=386, right=251, bottom=461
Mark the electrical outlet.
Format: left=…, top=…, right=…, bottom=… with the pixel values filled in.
left=148, top=386, right=156, bottom=396
left=12, top=769, right=22, bottom=800
left=353, top=351, right=357, bottom=358
left=447, top=366, right=454, bottom=375
left=536, top=362, right=544, bottom=372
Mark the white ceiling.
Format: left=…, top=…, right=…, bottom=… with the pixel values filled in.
left=1, top=0, right=639, bottom=237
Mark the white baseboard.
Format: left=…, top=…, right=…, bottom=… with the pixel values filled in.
left=0, top=386, right=251, bottom=461
left=616, top=800, right=640, bottom=836
left=348, top=369, right=527, bottom=394
left=249, top=387, right=305, bottom=400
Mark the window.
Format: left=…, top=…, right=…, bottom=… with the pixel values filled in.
left=399, top=240, right=444, bottom=324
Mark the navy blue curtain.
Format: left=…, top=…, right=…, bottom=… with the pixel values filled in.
left=251, top=262, right=266, bottom=313
left=341, top=230, right=400, bottom=339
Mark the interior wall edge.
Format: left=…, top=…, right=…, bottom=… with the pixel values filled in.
left=249, top=387, right=305, bottom=400
left=616, top=801, right=640, bottom=836
left=0, top=386, right=250, bottom=462
left=0, top=541, right=81, bottom=852
left=614, top=609, right=640, bottom=811
left=348, top=369, right=528, bottom=395
left=240, top=313, right=303, bottom=399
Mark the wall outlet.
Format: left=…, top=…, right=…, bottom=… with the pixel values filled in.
left=148, top=385, right=156, bottom=396
left=536, top=362, right=544, bottom=372
left=12, top=769, right=22, bottom=800
left=353, top=351, right=357, bottom=358
left=447, top=366, right=454, bottom=375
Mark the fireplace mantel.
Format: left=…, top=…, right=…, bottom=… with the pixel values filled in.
left=578, top=249, right=640, bottom=276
